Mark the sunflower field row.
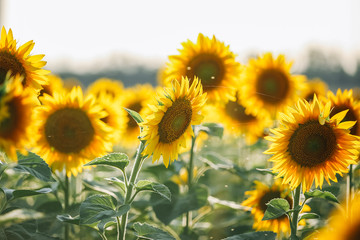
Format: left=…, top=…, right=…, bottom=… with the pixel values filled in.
left=0, top=26, right=360, bottom=240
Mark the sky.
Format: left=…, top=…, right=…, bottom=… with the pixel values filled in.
left=1, top=0, right=360, bottom=74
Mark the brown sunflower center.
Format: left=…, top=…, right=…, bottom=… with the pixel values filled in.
left=304, top=92, right=316, bottom=102
left=0, top=51, right=26, bottom=85
left=225, top=101, right=256, bottom=123
left=45, top=108, right=95, bottom=153
left=158, top=98, right=192, bottom=143
left=288, top=120, right=337, bottom=167
left=259, top=190, right=292, bottom=219
left=256, top=69, right=289, bottom=104
left=0, top=99, right=19, bottom=139
left=187, top=53, right=224, bottom=91
left=330, top=105, right=358, bottom=136
left=127, top=102, right=142, bottom=128
left=345, top=220, right=360, bottom=240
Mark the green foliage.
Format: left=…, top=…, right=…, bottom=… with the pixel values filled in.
left=262, top=198, right=290, bottom=220
left=124, top=108, right=144, bottom=124
left=197, top=123, right=224, bottom=139
left=133, top=222, right=175, bottom=240
left=135, top=180, right=171, bottom=201
left=4, top=188, right=52, bottom=201
left=298, top=213, right=320, bottom=221
left=223, top=231, right=277, bottom=240
left=14, top=152, right=54, bottom=182
left=304, top=189, right=339, bottom=203
left=84, top=153, right=130, bottom=172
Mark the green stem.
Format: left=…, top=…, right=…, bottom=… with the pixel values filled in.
left=116, top=216, right=121, bottom=240
left=185, top=134, right=197, bottom=234
left=119, top=140, right=146, bottom=240
left=347, top=164, right=353, bottom=215
left=290, top=185, right=301, bottom=240
left=64, top=174, right=70, bottom=240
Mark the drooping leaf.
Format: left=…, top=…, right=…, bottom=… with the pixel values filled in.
left=136, top=180, right=171, bottom=201
left=304, top=189, right=339, bottom=203
left=14, top=152, right=54, bottom=182
left=84, top=153, right=129, bottom=172
left=133, top=222, right=175, bottom=240
left=124, top=108, right=143, bottom=124
left=262, top=198, right=290, bottom=220
left=56, top=214, right=80, bottom=225
left=298, top=213, right=320, bottom=221
left=199, top=152, right=233, bottom=170
left=4, top=188, right=52, bottom=201
left=223, top=231, right=277, bottom=240
left=197, top=123, right=224, bottom=139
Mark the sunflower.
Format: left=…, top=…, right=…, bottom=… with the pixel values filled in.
left=265, top=95, right=360, bottom=192
left=242, top=179, right=309, bottom=236
left=240, top=52, right=305, bottom=118
left=301, top=78, right=328, bottom=102
left=32, top=86, right=113, bottom=176
left=141, top=76, right=207, bottom=167
left=160, top=33, right=241, bottom=102
left=0, top=74, right=39, bottom=161
left=325, top=89, right=360, bottom=137
left=86, top=78, right=123, bottom=99
left=39, top=74, right=65, bottom=98
left=0, top=27, right=49, bottom=91
left=117, top=84, right=156, bottom=148
left=311, top=192, right=360, bottom=240
left=205, top=91, right=271, bottom=145
left=94, top=92, right=127, bottom=144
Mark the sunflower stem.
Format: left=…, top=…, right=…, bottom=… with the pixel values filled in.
left=185, top=133, right=197, bottom=234
left=119, top=140, right=146, bottom=240
left=290, top=185, right=301, bottom=240
left=64, top=174, right=70, bottom=240
left=346, top=164, right=353, bottom=215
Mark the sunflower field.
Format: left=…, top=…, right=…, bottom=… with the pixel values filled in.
left=1, top=26, right=360, bottom=240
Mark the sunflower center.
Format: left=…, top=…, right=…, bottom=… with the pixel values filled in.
left=158, top=98, right=192, bottom=143
left=330, top=105, right=358, bottom=136
left=288, top=120, right=337, bottom=167
left=45, top=108, right=95, bottom=153
left=256, top=69, right=289, bottom=104
left=0, top=51, right=26, bottom=85
left=127, top=102, right=142, bottom=128
left=0, top=100, right=19, bottom=139
left=225, top=101, right=256, bottom=123
left=187, top=53, right=224, bottom=91
left=346, top=221, right=360, bottom=240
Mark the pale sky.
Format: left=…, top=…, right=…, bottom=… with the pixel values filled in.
left=1, top=0, right=360, bottom=74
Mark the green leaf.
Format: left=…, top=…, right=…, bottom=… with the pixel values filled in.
left=79, top=194, right=116, bottom=225
left=0, top=162, right=7, bottom=177
left=56, top=214, right=80, bottom=225
left=136, top=180, right=171, bottom=201
left=0, top=209, right=44, bottom=228
left=0, top=188, right=6, bottom=212
left=262, top=198, right=290, bottom=220
left=124, top=108, right=143, bottom=124
left=105, top=177, right=126, bottom=192
left=133, top=222, right=175, bottom=240
left=84, top=153, right=129, bottom=171
left=304, top=189, right=339, bottom=203
left=152, top=183, right=209, bottom=225
left=14, top=152, right=54, bottom=182
left=199, top=152, right=233, bottom=170
left=197, top=123, right=224, bottom=138
left=223, top=231, right=277, bottom=240
left=255, top=168, right=276, bottom=176
left=298, top=213, right=320, bottom=221
left=4, top=188, right=52, bottom=201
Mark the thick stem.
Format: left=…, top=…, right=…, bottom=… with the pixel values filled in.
left=290, top=185, right=301, bottom=240
left=185, top=134, right=197, bottom=234
left=119, top=140, right=146, bottom=240
left=64, top=174, right=70, bottom=240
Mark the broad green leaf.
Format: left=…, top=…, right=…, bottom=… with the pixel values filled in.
left=133, top=222, right=175, bottom=240
left=136, top=180, right=171, bottom=201
left=0, top=163, right=7, bottom=177
left=298, top=213, right=320, bottom=221
left=223, top=231, right=277, bottom=240
left=199, top=152, right=233, bottom=170
left=57, top=214, right=80, bottom=225
left=4, top=188, right=52, bottom=201
left=197, top=123, right=224, bottom=139
left=152, top=183, right=209, bottom=225
left=84, top=153, right=129, bottom=171
left=0, top=221, right=60, bottom=240
left=262, top=198, right=290, bottom=220
left=105, top=177, right=126, bottom=192
left=14, top=152, right=54, bottom=182
left=304, top=189, right=339, bottom=203
left=79, top=195, right=116, bottom=225
left=0, top=188, right=6, bottom=212
left=124, top=108, right=143, bottom=124
left=0, top=209, right=44, bottom=228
